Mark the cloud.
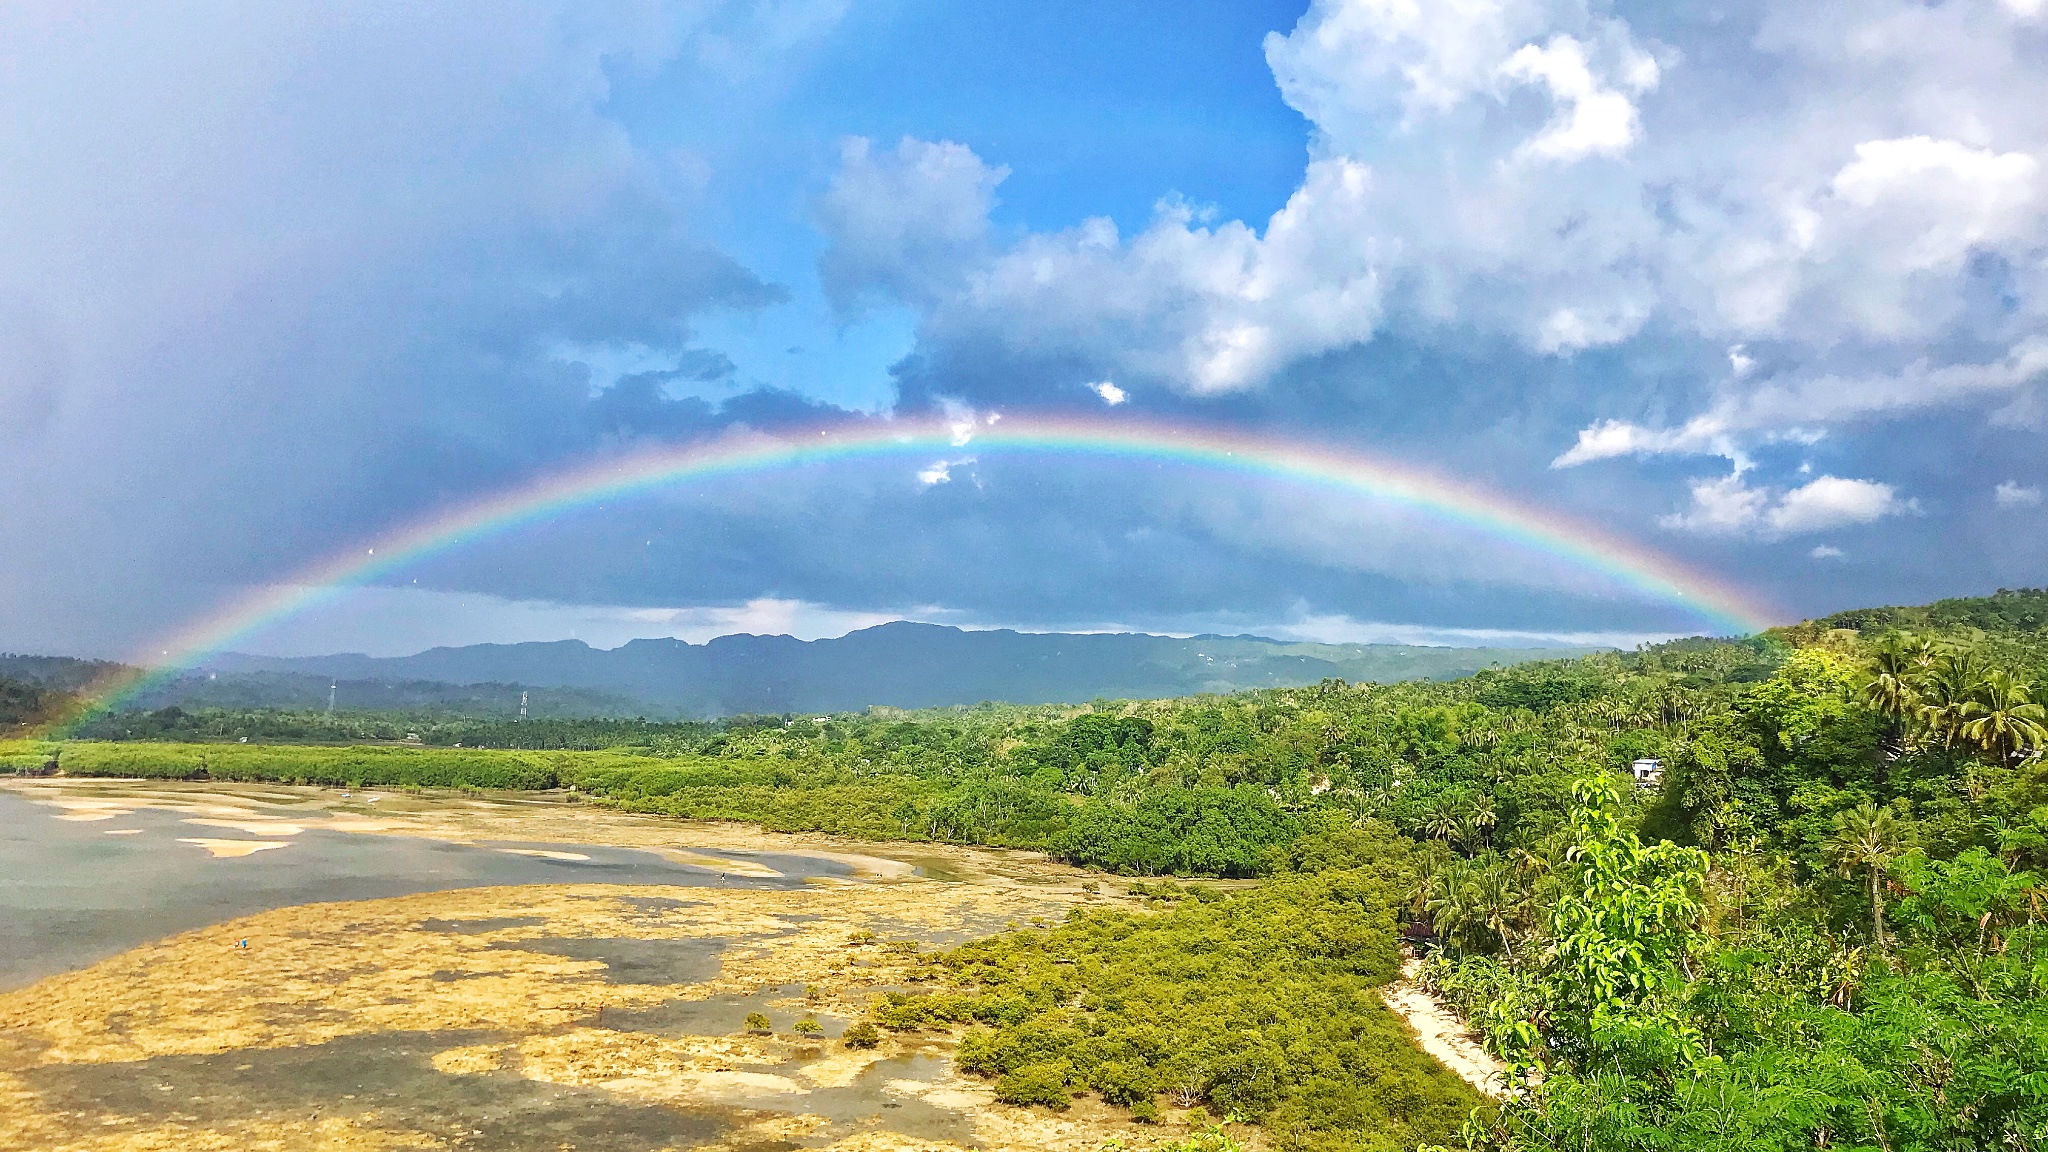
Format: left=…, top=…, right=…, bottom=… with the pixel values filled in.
left=1556, top=338, right=2048, bottom=466
left=1996, top=480, right=2045, bottom=508
left=916, top=457, right=975, bottom=486
left=815, top=136, right=1005, bottom=314
left=1552, top=415, right=1735, bottom=467
left=1500, top=33, right=1658, bottom=164
left=1089, top=381, right=1128, bottom=405
left=236, top=587, right=918, bottom=657
left=1244, top=610, right=1674, bottom=651
left=1810, top=545, right=1845, bottom=559
left=1769, top=476, right=1907, bottom=534
left=0, top=1, right=845, bottom=654
left=8, top=1, right=2044, bottom=661
left=813, top=0, right=2048, bottom=473
left=1660, top=471, right=1910, bottom=538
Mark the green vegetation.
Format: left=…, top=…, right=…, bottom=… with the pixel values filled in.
left=3, top=739, right=573, bottom=790
left=12, top=588, right=2048, bottom=1150
left=863, top=840, right=1478, bottom=1150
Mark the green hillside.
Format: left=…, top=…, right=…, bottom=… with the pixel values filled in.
left=9, top=589, right=2048, bottom=1149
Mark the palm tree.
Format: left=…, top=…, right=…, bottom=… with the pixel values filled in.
left=1465, top=794, right=1499, bottom=850
left=1956, top=670, right=2048, bottom=765
left=1862, top=635, right=1923, bottom=769
left=1423, top=873, right=1476, bottom=947
left=1828, top=801, right=1903, bottom=950
left=1917, top=645, right=1987, bottom=752
left=1421, top=794, right=1465, bottom=846
left=1472, top=865, right=1526, bottom=960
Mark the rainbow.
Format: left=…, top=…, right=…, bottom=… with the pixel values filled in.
left=43, top=413, right=1776, bottom=732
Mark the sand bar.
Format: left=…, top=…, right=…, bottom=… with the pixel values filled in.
left=176, top=838, right=292, bottom=858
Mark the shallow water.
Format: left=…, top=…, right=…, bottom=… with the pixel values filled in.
left=0, top=789, right=844, bottom=991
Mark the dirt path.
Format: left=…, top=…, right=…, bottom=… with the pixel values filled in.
left=1381, top=958, right=1507, bottom=1099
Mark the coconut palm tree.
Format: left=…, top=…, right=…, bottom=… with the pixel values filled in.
left=1423, top=872, right=1477, bottom=947
left=1862, top=634, right=1923, bottom=768
left=1472, top=865, right=1527, bottom=960
left=1917, top=645, right=1987, bottom=752
left=1420, top=793, right=1466, bottom=846
left=1957, top=670, right=2048, bottom=765
left=1828, top=801, right=1903, bottom=950
left=1464, top=793, right=1499, bottom=850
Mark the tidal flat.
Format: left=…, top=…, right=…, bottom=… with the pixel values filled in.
left=0, top=779, right=1171, bottom=1151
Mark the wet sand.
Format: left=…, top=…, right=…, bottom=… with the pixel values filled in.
left=0, top=881, right=1175, bottom=1151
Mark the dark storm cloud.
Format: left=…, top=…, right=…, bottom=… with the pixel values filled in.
left=0, top=2, right=844, bottom=655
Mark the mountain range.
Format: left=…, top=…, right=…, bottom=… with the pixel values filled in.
left=196, top=622, right=1593, bottom=717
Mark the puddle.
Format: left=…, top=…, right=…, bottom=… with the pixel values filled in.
left=618, top=896, right=708, bottom=914
left=18, top=1029, right=729, bottom=1151
left=805, top=1054, right=975, bottom=1144
left=418, top=916, right=549, bottom=935
left=606, top=984, right=847, bottom=1038
left=487, top=937, right=725, bottom=985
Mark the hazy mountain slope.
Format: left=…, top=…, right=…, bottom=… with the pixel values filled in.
left=122, top=672, right=653, bottom=719
left=204, top=622, right=1592, bottom=716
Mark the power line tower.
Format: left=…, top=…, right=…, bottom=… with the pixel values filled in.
left=327, top=682, right=337, bottom=714
left=519, top=690, right=528, bottom=721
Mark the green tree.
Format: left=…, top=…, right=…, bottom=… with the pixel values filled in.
left=1827, top=799, right=1903, bottom=950
left=1916, top=644, right=1988, bottom=751
left=1861, top=632, right=1925, bottom=767
left=1544, top=775, right=1708, bottom=1064
left=1956, top=669, right=2047, bottom=765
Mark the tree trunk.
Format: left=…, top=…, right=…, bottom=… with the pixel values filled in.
left=1870, top=867, right=1886, bottom=951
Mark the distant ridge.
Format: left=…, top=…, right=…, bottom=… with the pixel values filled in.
left=200, top=622, right=1596, bottom=717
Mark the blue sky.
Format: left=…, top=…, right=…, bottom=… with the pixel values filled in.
left=1, top=1, right=2044, bottom=659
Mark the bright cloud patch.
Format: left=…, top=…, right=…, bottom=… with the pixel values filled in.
left=1996, top=480, right=2045, bottom=508
left=1499, top=33, right=1657, bottom=164
left=1089, top=381, right=1128, bottom=405
left=1661, top=473, right=1909, bottom=539
left=917, top=457, right=975, bottom=486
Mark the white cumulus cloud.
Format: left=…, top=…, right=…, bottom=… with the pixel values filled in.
left=1660, top=471, right=1910, bottom=538
left=916, top=456, right=975, bottom=486
left=1500, top=33, right=1657, bottom=163
left=813, top=0, right=2048, bottom=486
left=1996, top=480, right=2045, bottom=507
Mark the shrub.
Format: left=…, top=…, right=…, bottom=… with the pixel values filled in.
left=794, top=1017, right=822, bottom=1035
left=995, top=1061, right=1071, bottom=1109
left=842, top=1021, right=881, bottom=1049
left=743, top=1012, right=771, bottom=1034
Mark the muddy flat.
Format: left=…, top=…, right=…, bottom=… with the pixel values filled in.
left=0, top=778, right=1183, bottom=1151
